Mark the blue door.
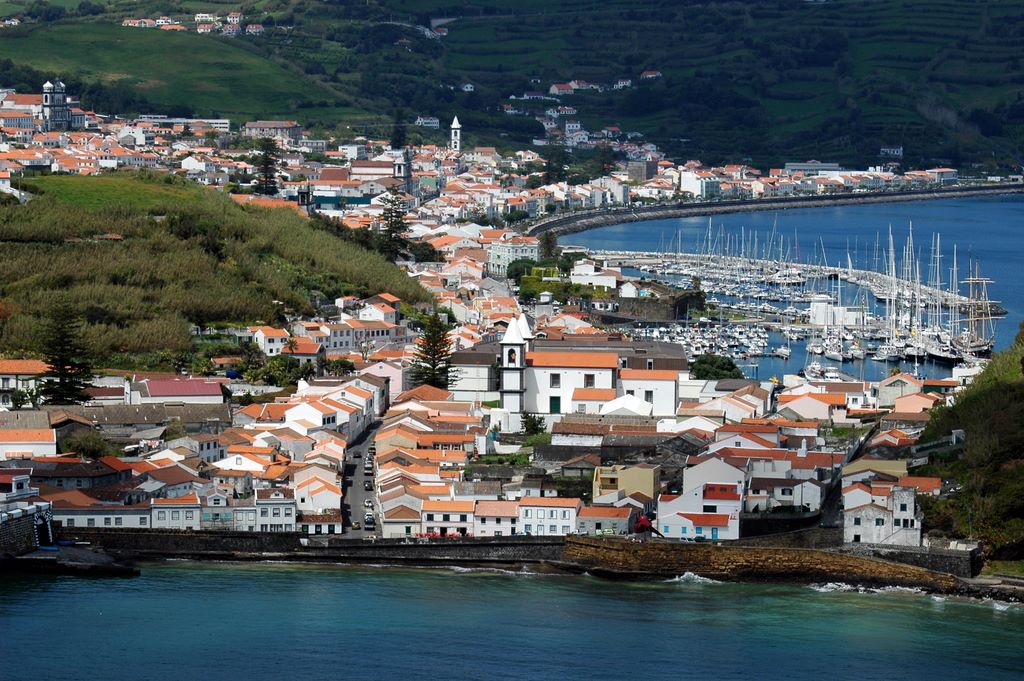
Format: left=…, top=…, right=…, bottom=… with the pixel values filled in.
left=711, top=527, right=719, bottom=540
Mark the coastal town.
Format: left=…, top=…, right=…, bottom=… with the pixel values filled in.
left=0, top=77, right=1016, bottom=587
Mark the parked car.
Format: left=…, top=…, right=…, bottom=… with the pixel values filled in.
left=363, top=499, right=373, bottom=508
left=363, top=480, right=373, bottom=491
left=351, top=521, right=361, bottom=530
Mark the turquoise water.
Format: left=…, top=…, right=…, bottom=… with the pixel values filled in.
left=2, top=564, right=1023, bottom=680
left=563, top=195, right=1024, bottom=352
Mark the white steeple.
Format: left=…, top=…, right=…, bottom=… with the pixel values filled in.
left=500, top=317, right=524, bottom=346
left=516, top=313, right=534, bottom=340
left=449, top=115, right=461, bottom=153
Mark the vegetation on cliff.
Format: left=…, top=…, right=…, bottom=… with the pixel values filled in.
left=0, top=172, right=427, bottom=363
left=919, top=323, right=1024, bottom=555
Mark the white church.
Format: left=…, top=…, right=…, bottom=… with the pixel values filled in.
left=494, top=315, right=691, bottom=432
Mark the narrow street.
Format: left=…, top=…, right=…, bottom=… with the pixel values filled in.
left=340, top=420, right=380, bottom=538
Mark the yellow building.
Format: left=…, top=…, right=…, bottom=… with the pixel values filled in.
left=592, top=464, right=660, bottom=501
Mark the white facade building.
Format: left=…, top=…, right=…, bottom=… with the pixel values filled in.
left=518, top=497, right=581, bottom=536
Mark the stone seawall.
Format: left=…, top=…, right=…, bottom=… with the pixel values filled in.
left=0, top=513, right=39, bottom=557
left=835, top=544, right=981, bottom=579
left=733, top=527, right=843, bottom=550
left=56, top=528, right=565, bottom=565
left=527, top=185, right=1024, bottom=238
left=563, top=537, right=959, bottom=591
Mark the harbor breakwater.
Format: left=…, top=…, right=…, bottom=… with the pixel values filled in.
left=526, top=185, right=1024, bottom=238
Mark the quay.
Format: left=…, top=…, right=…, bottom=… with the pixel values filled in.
left=525, top=184, right=1024, bottom=238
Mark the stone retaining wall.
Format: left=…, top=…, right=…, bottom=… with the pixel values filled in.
left=564, top=537, right=959, bottom=590
left=0, top=513, right=38, bottom=556
left=55, top=528, right=565, bottom=565
left=835, top=543, right=981, bottom=578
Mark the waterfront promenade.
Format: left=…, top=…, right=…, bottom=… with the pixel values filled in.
left=526, top=184, right=1024, bottom=238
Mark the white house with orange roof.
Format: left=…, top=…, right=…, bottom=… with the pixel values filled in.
left=619, top=369, right=681, bottom=416
left=0, top=429, right=58, bottom=460
left=151, top=493, right=201, bottom=530
left=0, top=359, right=49, bottom=408
left=421, top=499, right=475, bottom=537
left=250, top=325, right=290, bottom=356
left=658, top=480, right=742, bottom=541
left=518, top=496, right=582, bottom=536
left=473, top=500, right=519, bottom=537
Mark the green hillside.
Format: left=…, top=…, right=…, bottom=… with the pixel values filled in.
left=918, top=324, right=1024, bottom=555
left=0, top=173, right=427, bottom=364
left=1, top=1, right=1022, bottom=165
left=0, top=22, right=368, bottom=121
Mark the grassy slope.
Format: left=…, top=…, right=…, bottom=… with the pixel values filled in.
left=0, top=173, right=427, bottom=360
left=0, top=22, right=362, bottom=120
left=1, top=1, right=1021, bottom=163
left=918, top=324, right=1024, bottom=555
left=409, top=0, right=1024, bottom=165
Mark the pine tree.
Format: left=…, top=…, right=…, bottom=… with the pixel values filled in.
left=539, top=230, right=558, bottom=260
left=390, top=108, right=407, bottom=149
left=255, top=136, right=279, bottom=195
left=410, top=312, right=454, bottom=389
left=376, top=188, right=409, bottom=261
left=37, top=303, right=93, bottom=405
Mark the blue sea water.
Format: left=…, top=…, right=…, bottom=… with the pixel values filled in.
left=1, top=564, right=1023, bottom=680
left=562, top=195, right=1024, bottom=353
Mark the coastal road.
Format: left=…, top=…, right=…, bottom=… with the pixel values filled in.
left=340, top=421, right=379, bottom=538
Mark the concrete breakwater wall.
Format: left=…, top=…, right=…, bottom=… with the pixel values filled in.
left=563, top=537, right=959, bottom=591
left=526, top=185, right=1024, bottom=238
left=56, top=528, right=565, bottom=565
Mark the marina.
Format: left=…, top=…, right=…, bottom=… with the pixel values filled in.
left=564, top=196, right=1022, bottom=381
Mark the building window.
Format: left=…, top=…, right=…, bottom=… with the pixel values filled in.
left=899, top=503, right=908, bottom=512
left=171, top=511, right=180, bottom=520
left=157, top=511, right=166, bottom=521
left=115, top=517, right=123, bottom=526
left=460, top=514, right=467, bottom=522
left=273, top=507, right=281, bottom=517
left=426, top=513, right=434, bottom=521
left=549, top=525, right=556, bottom=534
left=696, top=527, right=703, bottom=535
left=549, top=373, right=560, bottom=388
left=584, top=374, right=595, bottom=388
left=285, top=508, right=292, bottom=517
left=524, top=509, right=532, bottom=519
left=875, top=518, right=884, bottom=526
left=104, top=517, right=111, bottom=526
left=562, top=525, right=569, bottom=534
left=626, top=390, right=634, bottom=396
left=681, top=527, right=687, bottom=535
left=525, top=524, right=532, bottom=533
left=781, top=489, right=793, bottom=497
left=87, top=518, right=95, bottom=527
left=66, top=519, right=75, bottom=527
left=853, top=516, right=861, bottom=526
left=644, top=390, right=654, bottom=403
left=261, top=508, right=268, bottom=517
left=442, top=514, right=450, bottom=522
left=561, top=510, right=569, bottom=519
left=140, top=517, right=147, bottom=526
left=646, top=359, right=654, bottom=370
left=703, top=505, right=717, bottom=513
left=186, top=511, right=194, bottom=520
